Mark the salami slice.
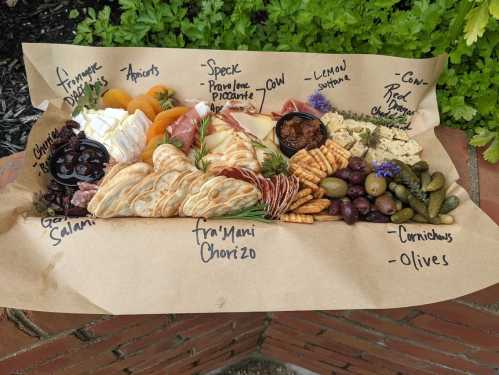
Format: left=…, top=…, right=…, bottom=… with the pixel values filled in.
left=217, top=167, right=299, bottom=219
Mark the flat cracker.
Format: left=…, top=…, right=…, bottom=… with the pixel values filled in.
left=288, top=194, right=313, bottom=211
left=280, top=213, right=314, bottom=224
left=292, top=188, right=312, bottom=202
left=293, top=198, right=331, bottom=214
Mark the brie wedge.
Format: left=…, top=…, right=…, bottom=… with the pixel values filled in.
left=73, top=108, right=152, bottom=163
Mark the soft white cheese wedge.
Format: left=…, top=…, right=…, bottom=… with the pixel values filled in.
left=73, top=108, right=152, bottom=163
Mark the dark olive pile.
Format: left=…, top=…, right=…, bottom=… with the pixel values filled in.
left=39, top=180, right=86, bottom=217
left=320, top=157, right=459, bottom=225
left=36, top=120, right=107, bottom=217
left=51, top=139, right=108, bottom=186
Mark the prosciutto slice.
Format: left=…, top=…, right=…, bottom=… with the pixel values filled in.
left=215, top=101, right=259, bottom=132
left=71, top=182, right=99, bottom=208
left=273, top=99, right=323, bottom=119
left=169, top=102, right=210, bottom=153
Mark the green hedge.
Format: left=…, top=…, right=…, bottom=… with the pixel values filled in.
left=73, top=0, right=499, bottom=162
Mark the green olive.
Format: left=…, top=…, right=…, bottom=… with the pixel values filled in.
left=320, top=177, right=348, bottom=198
left=365, top=173, right=387, bottom=197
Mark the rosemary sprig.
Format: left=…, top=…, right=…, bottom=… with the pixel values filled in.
left=72, top=82, right=103, bottom=116
left=334, top=109, right=408, bottom=129
left=251, top=139, right=267, bottom=150
left=194, top=116, right=211, bottom=172
left=156, top=88, right=177, bottom=110
left=215, top=203, right=273, bottom=223
left=251, top=140, right=288, bottom=178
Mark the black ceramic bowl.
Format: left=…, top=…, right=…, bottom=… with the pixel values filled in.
left=275, top=111, right=328, bottom=158
left=49, top=139, right=109, bottom=187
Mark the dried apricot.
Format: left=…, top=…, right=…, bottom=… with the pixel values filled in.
left=102, top=88, right=132, bottom=109
left=146, top=84, right=169, bottom=99
left=127, top=97, right=156, bottom=121
left=141, top=134, right=164, bottom=164
left=146, top=106, right=189, bottom=142
left=147, top=85, right=176, bottom=110
left=138, top=95, right=162, bottom=115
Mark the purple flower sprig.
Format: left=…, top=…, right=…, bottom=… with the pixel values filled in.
left=308, top=91, right=333, bottom=113
left=372, top=161, right=401, bottom=178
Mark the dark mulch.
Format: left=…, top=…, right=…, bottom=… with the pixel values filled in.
left=0, top=0, right=113, bottom=158
left=216, top=358, right=298, bottom=375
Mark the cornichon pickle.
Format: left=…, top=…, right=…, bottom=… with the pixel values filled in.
left=425, top=172, right=445, bottom=192
left=388, top=182, right=398, bottom=192
left=420, top=171, right=431, bottom=191
left=412, top=161, right=429, bottom=173
left=394, top=184, right=409, bottom=203
left=428, top=188, right=446, bottom=219
left=429, top=216, right=442, bottom=225
left=439, top=214, right=455, bottom=224
left=395, top=199, right=403, bottom=211
left=392, top=160, right=420, bottom=187
left=440, top=195, right=460, bottom=214
left=407, top=194, right=428, bottom=217
left=412, top=214, right=428, bottom=223
left=391, top=208, right=414, bottom=223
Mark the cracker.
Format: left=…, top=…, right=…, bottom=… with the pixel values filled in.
left=288, top=194, right=313, bottom=211
left=292, top=165, right=320, bottom=184
left=293, top=198, right=331, bottom=214
left=310, top=148, right=333, bottom=175
left=306, top=165, right=327, bottom=179
left=326, top=139, right=351, bottom=159
left=300, top=178, right=320, bottom=191
left=292, top=149, right=321, bottom=171
left=292, top=188, right=312, bottom=202
left=335, top=155, right=349, bottom=170
left=313, top=214, right=342, bottom=222
left=319, top=146, right=338, bottom=173
left=313, top=187, right=326, bottom=199
left=280, top=213, right=314, bottom=224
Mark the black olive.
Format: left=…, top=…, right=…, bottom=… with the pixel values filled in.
left=341, top=202, right=359, bottom=225
left=347, top=184, right=365, bottom=199
left=78, top=149, right=96, bottom=162
left=349, top=171, right=365, bottom=185
left=59, top=163, right=74, bottom=175
left=328, top=200, right=342, bottom=216
left=365, top=211, right=390, bottom=223
left=348, top=157, right=367, bottom=171
left=334, top=168, right=352, bottom=181
left=353, top=197, right=371, bottom=215
left=76, top=163, right=92, bottom=176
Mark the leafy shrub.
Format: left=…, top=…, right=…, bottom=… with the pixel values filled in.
left=73, top=0, right=499, bottom=162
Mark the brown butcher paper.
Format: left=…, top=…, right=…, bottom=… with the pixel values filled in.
left=0, top=43, right=496, bottom=314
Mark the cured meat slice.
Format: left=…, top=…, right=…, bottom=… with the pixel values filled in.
left=71, top=182, right=99, bottom=208
left=169, top=102, right=210, bottom=153
left=273, top=99, right=323, bottom=119
left=217, top=167, right=299, bottom=219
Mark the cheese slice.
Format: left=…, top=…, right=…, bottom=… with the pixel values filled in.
left=229, top=112, right=276, bottom=141
left=206, top=130, right=234, bottom=151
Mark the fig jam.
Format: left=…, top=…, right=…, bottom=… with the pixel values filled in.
left=276, top=112, right=327, bottom=157
left=280, top=116, right=325, bottom=150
